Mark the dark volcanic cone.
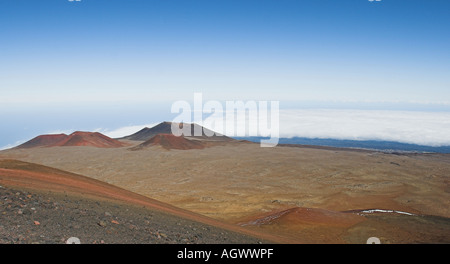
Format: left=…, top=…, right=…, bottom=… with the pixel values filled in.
left=119, top=122, right=234, bottom=142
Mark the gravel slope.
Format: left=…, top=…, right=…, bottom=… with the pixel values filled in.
left=0, top=186, right=265, bottom=244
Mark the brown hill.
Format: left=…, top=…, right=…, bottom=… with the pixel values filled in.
left=130, top=133, right=206, bottom=151
left=54, top=131, right=125, bottom=148
left=16, top=132, right=126, bottom=149
left=15, top=134, right=68, bottom=149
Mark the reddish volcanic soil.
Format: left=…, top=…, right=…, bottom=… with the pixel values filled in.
left=16, top=134, right=68, bottom=149
left=0, top=159, right=293, bottom=243
left=236, top=207, right=368, bottom=243
left=131, top=134, right=206, bottom=150
left=239, top=207, right=365, bottom=228
left=236, top=206, right=450, bottom=243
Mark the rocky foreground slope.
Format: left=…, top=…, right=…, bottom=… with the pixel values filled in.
left=0, top=186, right=263, bottom=244
left=0, top=159, right=291, bottom=244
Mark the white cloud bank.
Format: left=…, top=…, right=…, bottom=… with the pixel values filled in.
left=276, top=109, right=450, bottom=147
left=102, top=109, right=450, bottom=147
left=197, top=109, right=450, bottom=147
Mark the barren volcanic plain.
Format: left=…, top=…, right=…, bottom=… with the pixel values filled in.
left=1, top=125, right=449, bottom=244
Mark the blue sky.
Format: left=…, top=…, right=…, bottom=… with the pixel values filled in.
left=1, top=0, right=450, bottom=148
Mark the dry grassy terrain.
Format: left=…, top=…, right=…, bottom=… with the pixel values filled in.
left=2, top=141, right=449, bottom=243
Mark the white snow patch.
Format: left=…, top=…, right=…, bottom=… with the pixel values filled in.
left=359, top=209, right=416, bottom=216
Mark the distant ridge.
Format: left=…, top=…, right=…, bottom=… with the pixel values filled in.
left=16, top=132, right=126, bottom=149
left=130, top=134, right=206, bottom=151
left=234, top=137, right=450, bottom=154
left=119, top=121, right=235, bottom=142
